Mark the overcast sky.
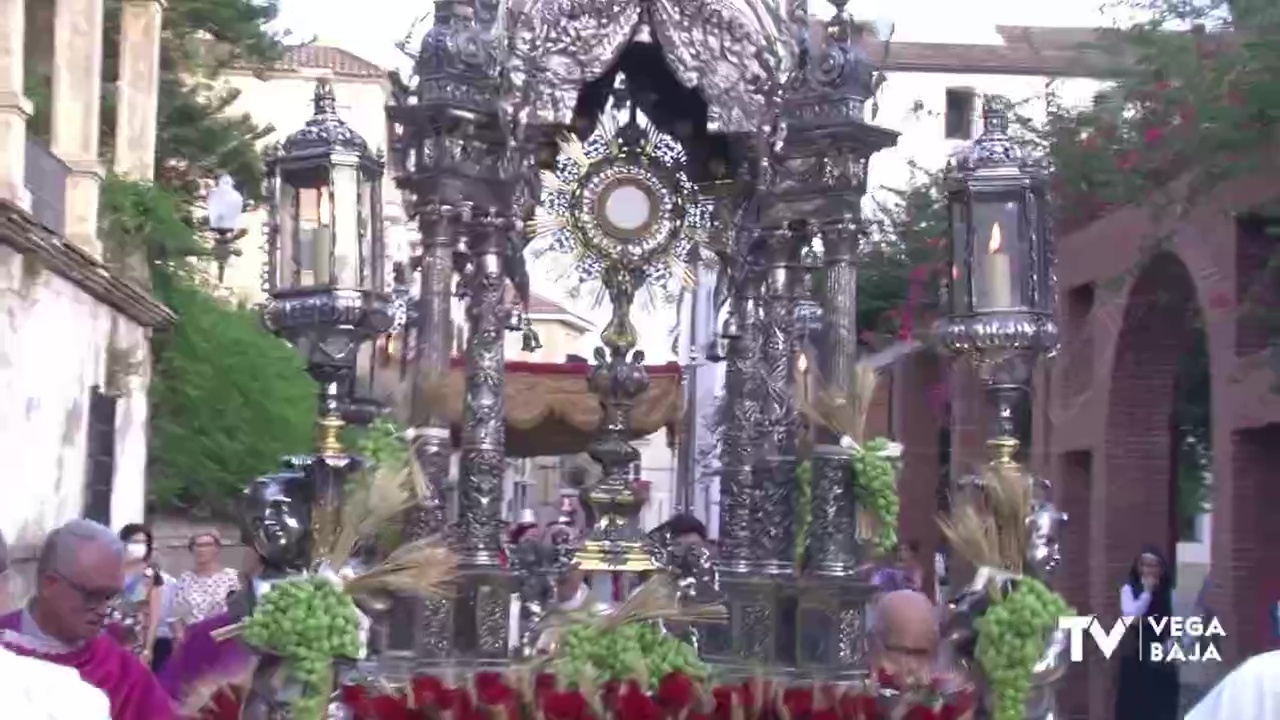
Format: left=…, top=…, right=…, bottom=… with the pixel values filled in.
left=269, top=0, right=1130, bottom=358
left=274, top=0, right=1127, bottom=72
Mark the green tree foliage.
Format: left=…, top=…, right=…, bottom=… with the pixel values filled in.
left=147, top=266, right=318, bottom=514
left=96, top=175, right=317, bottom=515
left=102, top=0, right=285, bottom=204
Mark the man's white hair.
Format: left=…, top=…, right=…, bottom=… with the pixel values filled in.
left=35, top=519, right=124, bottom=578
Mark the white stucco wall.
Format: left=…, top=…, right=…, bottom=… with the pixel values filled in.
left=867, top=71, right=1105, bottom=213
left=0, top=245, right=150, bottom=545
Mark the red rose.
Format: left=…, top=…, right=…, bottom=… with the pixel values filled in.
left=413, top=675, right=449, bottom=710
left=365, top=694, right=414, bottom=720
left=781, top=687, right=814, bottom=719
left=543, top=690, right=592, bottom=720
left=600, top=680, right=623, bottom=711
left=874, top=669, right=898, bottom=691
left=475, top=672, right=517, bottom=715
left=902, top=706, right=939, bottom=720
left=535, top=673, right=559, bottom=701
left=656, top=672, right=696, bottom=712
left=711, top=685, right=738, bottom=720
left=840, top=692, right=877, bottom=720
left=813, top=709, right=839, bottom=720
left=617, top=683, right=660, bottom=720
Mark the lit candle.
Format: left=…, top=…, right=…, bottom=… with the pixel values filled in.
left=982, top=222, right=1013, bottom=308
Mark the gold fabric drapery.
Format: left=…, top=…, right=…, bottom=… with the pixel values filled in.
left=428, top=360, right=683, bottom=457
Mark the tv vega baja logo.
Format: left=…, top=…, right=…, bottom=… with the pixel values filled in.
left=1057, top=616, right=1225, bottom=662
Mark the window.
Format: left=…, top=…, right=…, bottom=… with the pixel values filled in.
left=83, top=386, right=117, bottom=525
left=944, top=89, right=976, bottom=140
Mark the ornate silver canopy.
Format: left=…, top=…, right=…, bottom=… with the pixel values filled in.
left=500, top=0, right=796, bottom=132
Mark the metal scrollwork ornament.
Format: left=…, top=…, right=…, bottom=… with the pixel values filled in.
left=507, top=527, right=579, bottom=657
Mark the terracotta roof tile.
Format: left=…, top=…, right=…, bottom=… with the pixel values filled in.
left=233, top=44, right=386, bottom=79
left=503, top=286, right=593, bottom=326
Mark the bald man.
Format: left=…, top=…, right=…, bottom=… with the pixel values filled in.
left=0, top=519, right=174, bottom=718
left=870, top=589, right=940, bottom=685
left=0, top=527, right=111, bottom=719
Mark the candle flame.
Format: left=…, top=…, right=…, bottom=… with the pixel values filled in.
left=987, top=223, right=1003, bottom=254
left=797, top=352, right=809, bottom=374
left=951, top=264, right=958, bottom=281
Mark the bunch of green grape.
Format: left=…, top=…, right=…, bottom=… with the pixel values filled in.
left=974, top=577, right=1073, bottom=720
left=240, top=576, right=363, bottom=718
left=850, top=437, right=899, bottom=553
left=795, top=460, right=812, bottom=567
left=556, top=621, right=708, bottom=688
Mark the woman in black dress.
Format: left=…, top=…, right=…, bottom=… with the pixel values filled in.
left=1114, top=545, right=1180, bottom=719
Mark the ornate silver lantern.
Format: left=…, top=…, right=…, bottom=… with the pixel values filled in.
left=940, top=98, right=1057, bottom=446
left=262, top=80, right=395, bottom=457
left=937, top=97, right=1067, bottom=720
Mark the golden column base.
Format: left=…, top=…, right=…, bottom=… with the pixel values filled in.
left=317, top=412, right=346, bottom=457
left=576, top=540, right=657, bottom=572
left=577, top=481, right=656, bottom=572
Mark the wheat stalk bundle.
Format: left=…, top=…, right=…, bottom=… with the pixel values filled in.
left=343, top=537, right=457, bottom=599
left=796, top=363, right=881, bottom=447
left=937, top=459, right=1033, bottom=582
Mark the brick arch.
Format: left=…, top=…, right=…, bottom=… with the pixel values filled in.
left=1085, top=250, right=1212, bottom=719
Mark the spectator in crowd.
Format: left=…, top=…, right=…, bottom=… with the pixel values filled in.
left=1114, top=545, right=1179, bottom=720
left=107, top=523, right=164, bottom=666
left=173, top=530, right=239, bottom=641
left=0, top=519, right=173, bottom=717
left=151, top=565, right=178, bottom=673
left=897, top=541, right=925, bottom=593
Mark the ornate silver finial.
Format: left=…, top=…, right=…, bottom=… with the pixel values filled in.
left=313, top=80, right=338, bottom=117
left=981, top=99, right=1010, bottom=137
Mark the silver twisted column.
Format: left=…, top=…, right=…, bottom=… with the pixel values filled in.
left=753, top=225, right=802, bottom=574
left=807, top=216, right=860, bottom=576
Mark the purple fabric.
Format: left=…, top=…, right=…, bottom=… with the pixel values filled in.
left=0, top=610, right=176, bottom=719
left=157, top=612, right=253, bottom=702
left=872, top=567, right=911, bottom=592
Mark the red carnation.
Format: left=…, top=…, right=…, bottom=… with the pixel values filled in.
left=617, top=683, right=660, bottom=720
left=656, top=672, right=696, bottom=712
left=813, top=708, right=839, bottom=720
left=543, top=690, right=592, bottom=720
left=1144, top=126, right=1165, bottom=145
left=874, top=669, right=898, bottom=691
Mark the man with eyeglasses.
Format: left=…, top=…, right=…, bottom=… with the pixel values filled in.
left=869, top=589, right=973, bottom=719
left=0, top=519, right=174, bottom=718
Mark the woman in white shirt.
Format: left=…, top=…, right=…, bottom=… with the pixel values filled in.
left=173, top=530, right=240, bottom=641
left=1114, top=546, right=1179, bottom=720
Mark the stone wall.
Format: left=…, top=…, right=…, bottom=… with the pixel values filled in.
left=0, top=242, right=151, bottom=544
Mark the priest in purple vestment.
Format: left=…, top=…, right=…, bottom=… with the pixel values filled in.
left=0, top=519, right=175, bottom=719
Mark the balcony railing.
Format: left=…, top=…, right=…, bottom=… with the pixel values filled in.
left=24, top=135, right=67, bottom=236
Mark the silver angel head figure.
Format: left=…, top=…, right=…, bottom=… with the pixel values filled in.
left=1026, top=500, right=1067, bottom=580
left=241, top=470, right=310, bottom=577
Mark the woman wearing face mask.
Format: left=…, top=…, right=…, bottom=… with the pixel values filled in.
left=107, top=523, right=165, bottom=665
